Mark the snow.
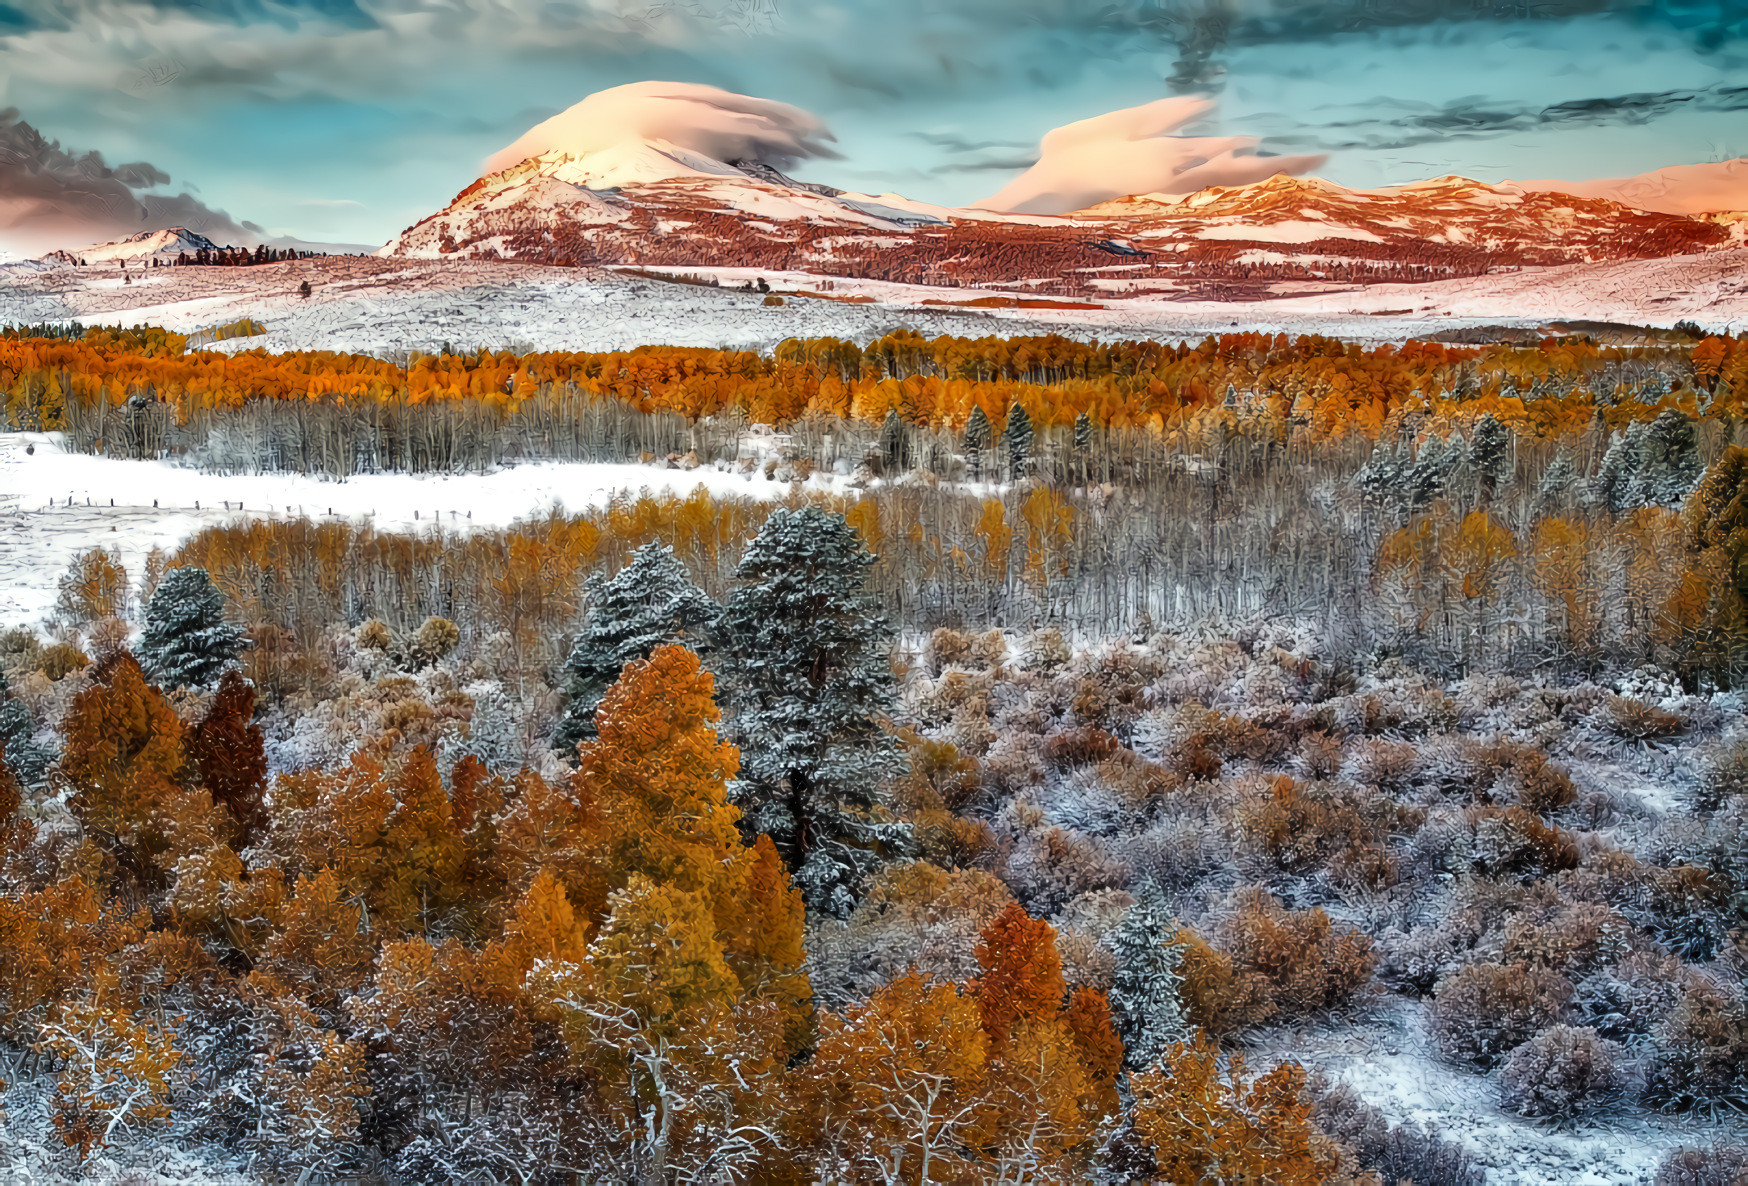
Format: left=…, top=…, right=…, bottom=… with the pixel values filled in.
left=4, top=248, right=1747, bottom=364
left=1195, top=220, right=1386, bottom=244
left=0, top=431, right=837, bottom=629
left=54, top=227, right=221, bottom=265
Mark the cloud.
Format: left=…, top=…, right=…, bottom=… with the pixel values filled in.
left=975, top=96, right=1325, bottom=214
left=0, top=107, right=258, bottom=254
left=482, top=81, right=839, bottom=175
left=1267, top=84, right=1748, bottom=155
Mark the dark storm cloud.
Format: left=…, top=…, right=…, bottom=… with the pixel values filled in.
left=0, top=108, right=259, bottom=251
left=1262, top=82, right=1748, bottom=153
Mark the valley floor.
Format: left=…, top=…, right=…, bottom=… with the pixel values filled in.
left=2, top=249, right=1746, bottom=355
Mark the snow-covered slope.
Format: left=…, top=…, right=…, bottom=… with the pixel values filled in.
left=44, top=227, right=222, bottom=266
left=1511, top=158, right=1748, bottom=217
left=381, top=138, right=915, bottom=263
left=384, top=139, right=1738, bottom=299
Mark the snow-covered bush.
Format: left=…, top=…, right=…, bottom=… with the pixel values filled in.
left=1654, top=1143, right=1748, bottom=1186
left=1497, top=1025, right=1629, bottom=1119
left=1428, top=962, right=1572, bottom=1069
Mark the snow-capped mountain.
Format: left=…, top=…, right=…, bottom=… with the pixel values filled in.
left=40, top=227, right=223, bottom=267
left=1510, top=158, right=1748, bottom=217
left=382, top=142, right=1740, bottom=301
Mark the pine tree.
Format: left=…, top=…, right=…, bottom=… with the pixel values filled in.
left=1471, top=413, right=1510, bottom=498
left=1539, top=448, right=1577, bottom=501
left=554, top=543, right=716, bottom=753
left=964, top=405, right=991, bottom=481
left=0, top=671, right=53, bottom=790
left=1640, top=408, right=1701, bottom=507
left=1106, top=888, right=1191, bottom=1070
left=1592, top=426, right=1644, bottom=512
left=1004, top=404, right=1034, bottom=480
left=879, top=408, right=909, bottom=475
left=1072, top=411, right=1093, bottom=484
left=714, top=506, right=910, bottom=916
left=137, top=567, right=245, bottom=689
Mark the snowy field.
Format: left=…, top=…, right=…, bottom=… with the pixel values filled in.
left=0, top=431, right=831, bottom=629
left=2, top=250, right=1746, bottom=357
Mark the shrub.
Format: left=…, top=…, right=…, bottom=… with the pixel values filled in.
left=923, top=628, right=974, bottom=674
left=1235, top=775, right=1401, bottom=889
left=354, top=618, right=394, bottom=652
left=1643, top=980, right=1748, bottom=1113
left=1305, top=1074, right=1486, bottom=1186
left=1497, top=1026, right=1629, bottom=1120
left=1467, top=806, right=1578, bottom=875
left=1654, top=1144, right=1748, bottom=1186
left=1170, top=925, right=1276, bottom=1036
left=1350, top=737, right=1420, bottom=793
left=1696, top=735, right=1748, bottom=812
left=1215, top=888, right=1377, bottom=1016
left=1573, top=951, right=1694, bottom=1044
left=37, top=642, right=90, bottom=681
left=762, top=293, right=784, bottom=306
left=1042, top=725, right=1124, bottom=771
left=408, top=616, right=460, bottom=667
left=1428, top=963, right=1572, bottom=1069
left=1606, top=694, right=1685, bottom=741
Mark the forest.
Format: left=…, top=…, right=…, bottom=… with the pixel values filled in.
left=2, top=326, right=1748, bottom=1180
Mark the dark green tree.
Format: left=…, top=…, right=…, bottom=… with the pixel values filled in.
left=137, top=567, right=245, bottom=689
left=554, top=542, right=717, bottom=754
left=713, top=506, right=910, bottom=916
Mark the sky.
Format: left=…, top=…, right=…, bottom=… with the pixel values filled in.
left=0, top=0, right=1744, bottom=250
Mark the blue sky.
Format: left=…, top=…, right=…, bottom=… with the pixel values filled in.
left=1, top=0, right=1744, bottom=247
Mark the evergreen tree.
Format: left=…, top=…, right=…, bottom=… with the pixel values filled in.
left=1639, top=408, right=1702, bottom=507
left=0, top=671, right=53, bottom=790
left=137, top=567, right=245, bottom=689
left=1106, top=888, right=1190, bottom=1070
left=1355, top=441, right=1404, bottom=506
left=1538, top=448, right=1578, bottom=501
left=713, top=506, right=910, bottom=916
left=964, top=405, right=990, bottom=481
left=554, top=543, right=716, bottom=754
left=879, top=408, right=909, bottom=475
left=1004, top=403, right=1034, bottom=480
left=1470, top=413, right=1510, bottom=498
left=1591, top=427, right=1642, bottom=512
left=1072, top=410, right=1093, bottom=484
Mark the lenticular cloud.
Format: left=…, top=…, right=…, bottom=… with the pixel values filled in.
left=483, top=81, right=839, bottom=176
left=976, top=97, right=1326, bottom=215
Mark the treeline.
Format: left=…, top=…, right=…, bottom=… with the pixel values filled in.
left=5, top=326, right=1741, bottom=449
left=94, top=425, right=1745, bottom=708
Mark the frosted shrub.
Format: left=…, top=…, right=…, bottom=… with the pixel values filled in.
left=1498, top=1026, right=1629, bottom=1120
left=1654, top=1144, right=1748, bottom=1186
left=1306, top=1075, right=1486, bottom=1186
left=1121, top=817, right=1223, bottom=895
left=1428, top=963, right=1572, bottom=1069
left=1643, top=980, right=1748, bottom=1113
left=1573, top=951, right=1693, bottom=1044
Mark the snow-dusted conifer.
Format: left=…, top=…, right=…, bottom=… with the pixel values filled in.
left=964, top=405, right=991, bottom=480
left=879, top=408, right=909, bottom=475
left=1471, top=414, right=1510, bottom=495
left=1539, top=448, right=1578, bottom=500
left=1004, top=403, right=1034, bottom=480
left=554, top=543, right=716, bottom=753
left=1107, top=886, right=1191, bottom=1070
left=714, top=505, right=910, bottom=916
left=1639, top=408, right=1701, bottom=507
left=137, top=566, right=245, bottom=689
left=0, top=671, right=52, bottom=790
left=1591, top=427, right=1641, bottom=511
